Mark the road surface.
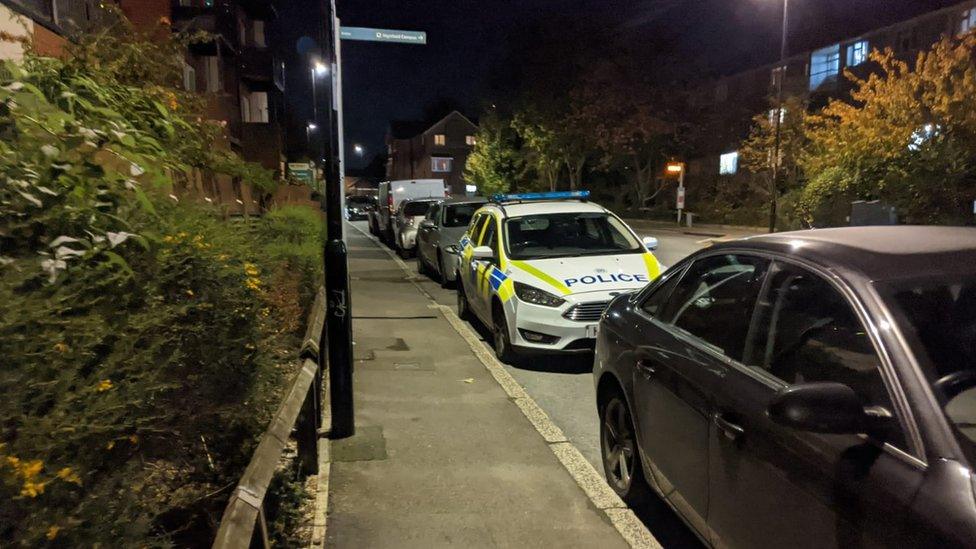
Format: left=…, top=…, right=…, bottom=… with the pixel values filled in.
left=349, top=220, right=713, bottom=547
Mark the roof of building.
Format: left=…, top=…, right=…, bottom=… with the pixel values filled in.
left=712, top=226, right=976, bottom=282
left=388, top=110, right=478, bottom=140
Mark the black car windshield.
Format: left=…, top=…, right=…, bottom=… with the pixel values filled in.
left=888, top=276, right=976, bottom=461
left=504, top=212, right=641, bottom=260
left=443, top=203, right=480, bottom=227
left=403, top=201, right=434, bottom=217
left=347, top=196, right=373, bottom=205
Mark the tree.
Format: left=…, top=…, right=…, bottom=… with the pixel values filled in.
left=739, top=95, right=808, bottom=231
left=512, top=108, right=562, bottom=191
left=464, top=114, right=524, bottom=196
left=577, top=67, right=678, bottom=208
left=800, top=33, right=976, bottom=225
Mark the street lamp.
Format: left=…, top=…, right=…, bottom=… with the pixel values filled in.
left=313, top=61, right=329, bottom=76
left=665, top=161, right=686, bottom=223
left=353, top=144, right=364, bottom=156
left=770, top=0, right=790, bottom=233
left=306, top=121, right=317, bottom=145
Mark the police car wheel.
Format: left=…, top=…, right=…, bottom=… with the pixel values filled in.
left=491, top=305, right=519, bottom=364
left=456, top=281, right=472, bottom=321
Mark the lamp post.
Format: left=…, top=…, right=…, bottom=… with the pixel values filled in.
left=666, top=161, right=686, bottom=224
left=353, top=144, right=364, bottom=157
left=770, top=0, right=789, bottom=233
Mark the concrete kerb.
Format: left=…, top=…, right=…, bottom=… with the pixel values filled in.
left=347, top=221, right=662, bottom=549
left=309, top=351, right=332, bottom=548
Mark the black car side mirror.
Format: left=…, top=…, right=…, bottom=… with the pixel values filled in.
left=767, top=382, right=883, bottom=435
left=420, top=219, right=436, bottom=229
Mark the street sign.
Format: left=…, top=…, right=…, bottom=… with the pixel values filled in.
left=340, top=26, right=427, bottom=45
left=676, top=187, right=686, bottom=210
left=288, top=162, right=314, bottom=185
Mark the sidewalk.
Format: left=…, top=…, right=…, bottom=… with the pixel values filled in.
left=320, top=224, right=648, bottom=548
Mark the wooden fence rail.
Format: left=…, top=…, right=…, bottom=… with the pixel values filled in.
left=212, top=287, right=326, bottom=548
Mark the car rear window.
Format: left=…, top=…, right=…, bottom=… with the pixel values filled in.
left=404, top=201, right=434, bottom=216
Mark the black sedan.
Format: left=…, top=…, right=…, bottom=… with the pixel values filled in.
left=593, top=226, right=976, bottom=548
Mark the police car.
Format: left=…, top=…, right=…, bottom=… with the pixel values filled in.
left=455, top=191, right=663, bottom=362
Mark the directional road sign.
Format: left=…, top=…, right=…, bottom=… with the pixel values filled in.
left=339, top=26, right=427, bottom=45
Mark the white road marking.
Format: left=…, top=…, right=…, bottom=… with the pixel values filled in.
left=348, top=221, right=662, bottom=549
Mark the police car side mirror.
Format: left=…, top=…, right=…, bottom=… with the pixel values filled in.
left=471, top=245, right=494, bottom=260
left=420, top=219, right=435, bottom=229
left=642, top=236, right=659, bottom=251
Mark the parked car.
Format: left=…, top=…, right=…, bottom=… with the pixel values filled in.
left=593, top=226, right=976, bottom=549
left=369, top=179, right=446, bottom=244
left=456, top=191, right=662, bottom=363
left=393, top=198, right=441, bottom=258
left=345, top=194, right=375, bottom=221
left=416, top=196, right=487, bottom=286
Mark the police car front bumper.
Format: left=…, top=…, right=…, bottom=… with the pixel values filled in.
left=507, top=288, right=640, bottom=354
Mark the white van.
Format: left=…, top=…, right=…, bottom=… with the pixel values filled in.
left=369, top=179, right=447, bottom=244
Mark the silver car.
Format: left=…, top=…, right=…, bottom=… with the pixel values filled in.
left=393, top=198, right=441, bottom=258
left=415, top=197, right=486, bottom=286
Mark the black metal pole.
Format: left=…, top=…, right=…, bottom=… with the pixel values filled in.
left=319, top=0, right=354, bottom=438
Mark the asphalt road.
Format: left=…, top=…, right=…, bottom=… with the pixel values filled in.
left=350, top=220, right=713, bottom=547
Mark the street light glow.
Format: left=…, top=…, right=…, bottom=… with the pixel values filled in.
left=313, top=62, right=329, bottom=76
left=307, top=122, right=318, bottom=130
left=353, top=144, right=364, bottom=155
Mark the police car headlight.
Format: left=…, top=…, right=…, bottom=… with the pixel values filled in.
left=514, top=282, right=565, bottom=307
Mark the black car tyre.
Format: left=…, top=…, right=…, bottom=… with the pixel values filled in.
left=491, top=303, right=519, bottom=365
left=417, top=250, right=430, bottom=276
left=457, top=279, right=472, bottom=321
left=438, top=251, right=452, bottom=289
left=600, top=392, right=652, bottom=506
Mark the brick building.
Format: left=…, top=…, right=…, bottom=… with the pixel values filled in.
left=386, top=110, right=478, bottom=196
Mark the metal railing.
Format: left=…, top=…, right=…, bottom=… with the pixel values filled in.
left=212, top=287, right=325, bottom=548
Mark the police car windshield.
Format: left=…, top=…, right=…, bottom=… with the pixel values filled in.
left=504, top=212, right=641, bottom=260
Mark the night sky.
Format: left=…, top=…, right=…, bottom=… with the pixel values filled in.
left=280, top=0, right=962, bottom=169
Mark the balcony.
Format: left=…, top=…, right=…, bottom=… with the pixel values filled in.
left=204, top=93, right=242, bottom=144
left=241, top=122, right=283, bottom=171
left=239, top=47, right=273, bottom=83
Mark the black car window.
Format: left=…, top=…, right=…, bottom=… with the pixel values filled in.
left=444, top=203, right=480, bottom=227
left=753, top=263, right=907, bottom=449
left=426, top=203, right=440, bottom=222
left=640, top=266, right=686, bottom=319
left=404, top=201, right=434, bottom=217
left=663, top=254, right=770, bottom=361
left=887, top=276, right=976, bottom=461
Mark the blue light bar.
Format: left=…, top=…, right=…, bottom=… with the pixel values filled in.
left=490, top=190, right=590, bottom=203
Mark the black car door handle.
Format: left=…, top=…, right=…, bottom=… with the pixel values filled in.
left=713, top=413, right=745, bottom=441
left=636, top=359, right=657, bottom=377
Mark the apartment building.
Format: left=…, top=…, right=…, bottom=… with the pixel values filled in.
left=386, top=110, right=478, bottom=196
left=0, top=0, right=109, bottom=59
left=683, top=0, right=976, bottom=201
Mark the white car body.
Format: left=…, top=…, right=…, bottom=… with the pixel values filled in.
left=456, top=197, right=663, bottom=356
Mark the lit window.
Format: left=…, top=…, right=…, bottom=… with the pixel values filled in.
left=182, top=63, right=196, bottom=92
left=434, top=134, right=446, bottom=146
left=767, top=107, right=786, bottom=125
left=719, top=152, right=739, bottom=175
left=466, top=135, right=476, bottom=145
left=961, top=8, right=976, bottom=35
left=847, top=40, right=868, bottom=67
left=809, top=43, right=840, bottom=90
left=431, top=157, right=453, bottom=172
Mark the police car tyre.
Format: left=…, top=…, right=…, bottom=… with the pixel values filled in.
left=456, top=279, right=472, bottom=321
left=492, top=304, right=519, bottom=364
left=600, top=391, right=652, bottom=506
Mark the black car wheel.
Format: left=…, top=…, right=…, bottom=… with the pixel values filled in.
left=491, top=304, right=519, bottom=365
left=600, top=393, right=651, bottom=505
left=438, top=251, right=452, bottom=288
left=417, top=250, right=430, bottom=276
